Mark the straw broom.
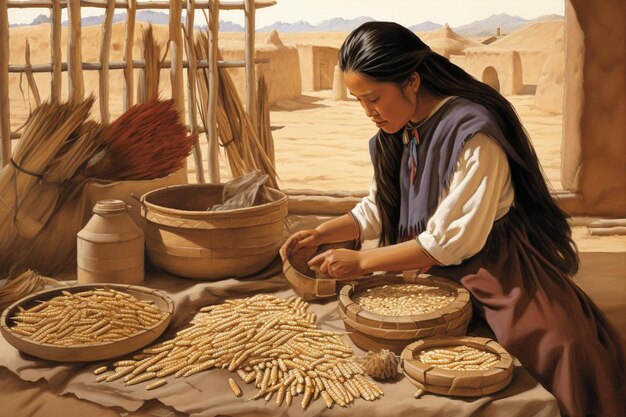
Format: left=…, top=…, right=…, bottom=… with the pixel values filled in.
left=0, top=98, right=94, bottom=254
left=88, top=99, right=197, bottom=181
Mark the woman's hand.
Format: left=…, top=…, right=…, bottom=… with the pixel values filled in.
left=307, top=248, right=365, bottom=280
left=279, top=229, right=323, bottom=263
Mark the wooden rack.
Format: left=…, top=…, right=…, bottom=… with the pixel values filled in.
left=0, top=0, right=276, bottom=183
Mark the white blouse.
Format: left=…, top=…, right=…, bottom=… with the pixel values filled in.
left=350, top=132, right=514, bottom=266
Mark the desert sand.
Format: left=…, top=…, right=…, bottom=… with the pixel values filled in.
left=3, top=23, right=625, bottom=336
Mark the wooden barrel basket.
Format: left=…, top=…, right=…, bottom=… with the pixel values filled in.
left=401, top=336, right=514, bottom=397
left=337, top=274, right=472, bottom=354
left=141, top=184, right=288, bottom=280
left=282, top=240, right=358, bottom=301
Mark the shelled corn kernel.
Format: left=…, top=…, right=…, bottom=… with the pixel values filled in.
left=10, top=289, right=166, bottom=345
left=95, top=294, right=383, bottom=408
left=354, top=284, right=455, bottom=316
left=419, top=345, right=499, bottom=370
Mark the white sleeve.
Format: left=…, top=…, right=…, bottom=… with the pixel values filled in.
left=349, top=178, right=381, bottom=241
left=417, top=133, right=514, bottom=266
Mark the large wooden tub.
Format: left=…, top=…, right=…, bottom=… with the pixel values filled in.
left=141, top=184, right=288, bottom=280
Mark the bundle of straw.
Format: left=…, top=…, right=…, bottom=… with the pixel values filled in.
left=193, top=32, right=278, bottom=188
left=257, top=75, right=275, bottom=168
left=0, top=270, right=61, bottom=310
left=90, top=99, right=197, bottom=181
left=137, top=24, right=162, bottom=104
left=15, top=120, right=103, bottom=238
left=0, top=98, right=94, bottom=253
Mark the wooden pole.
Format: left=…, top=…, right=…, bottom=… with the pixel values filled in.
left=99, top=0, right=114, bottom=122
left=169, top=0, right=185, bottom=120
left=5, top=1, right=277, bottom=10
left=50, top=0, right=62, bottom=101
left=185, top=0, right=205, bottom=183
left=207, top=0, right=220, bottom=182
left=123, top=0, right=136, bottom=112
left=0, top=0, right=10, bottom=167
left=67, top=0, right=84, bottom=101
left=244, top=0, right=257, bottom=126
left=24, top=40, right=41, bottom=106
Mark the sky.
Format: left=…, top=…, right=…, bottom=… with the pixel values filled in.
left=8, top=0, right=565, bottom=28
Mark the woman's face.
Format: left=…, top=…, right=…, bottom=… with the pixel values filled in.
left=343, top=71, right=417, bottom=134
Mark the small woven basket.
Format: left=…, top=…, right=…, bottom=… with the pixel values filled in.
left=282, top=240, right=358, bottom=301
left=401, top=336, right=514, bottom=397
left=337, top=274, right=472, bottom=354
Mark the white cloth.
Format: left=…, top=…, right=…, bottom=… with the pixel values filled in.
left=351, top=133, right=514, bottom=266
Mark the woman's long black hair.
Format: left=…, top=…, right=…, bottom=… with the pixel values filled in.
left=339, top=21, right=579, bottom=276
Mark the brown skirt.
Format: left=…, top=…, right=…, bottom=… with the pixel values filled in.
left=430, top=209, right=626, bottom=417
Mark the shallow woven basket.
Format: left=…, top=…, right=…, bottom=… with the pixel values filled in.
left=141, top=184, right=288, bottom=280
left=282, top=240, right=358, bottom=301
left=0, top=283, right=174, bottom=362
left=337, top=274, right=472, bottom=354
left=401, top=336, right=514, bottom=397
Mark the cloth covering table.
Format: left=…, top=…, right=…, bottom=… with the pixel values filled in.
left=0, top=262, right=560, bottom=417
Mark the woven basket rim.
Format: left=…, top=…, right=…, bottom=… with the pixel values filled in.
left=338, top=274, right=471, bottom=326
left=141, top=183, right=288, bottom=217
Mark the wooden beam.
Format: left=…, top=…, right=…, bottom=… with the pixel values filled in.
left=67, top=0, right=84, bottom=101
left=99, top=0, right=115, bottom=122
left=7, top=57, right=270, bottom=73
left=185, top=0, right=205, bottom=183
left=207, top=0, right=220, bottom=183
left=50, top=0, right=62, bottom=101
left=123, top=0, right=136, bottom=112
left=244, top=0, right=257, bottom=126
left=0, top=1, right=10, bottom=166
left=6, top=1, right=277, bottom=10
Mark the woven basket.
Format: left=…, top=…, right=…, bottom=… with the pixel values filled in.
left=141, top=184, right=287, bottom=280
left=282, top=240, right=358, bottom=301
left=401, top=336, right=514, bottom=397
left=337, top=274, right=472, bottom=354
left=0, top=283, right=174, bottom=362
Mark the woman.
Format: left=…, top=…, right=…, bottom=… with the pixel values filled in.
left=279, top=22, right=625, bottom=417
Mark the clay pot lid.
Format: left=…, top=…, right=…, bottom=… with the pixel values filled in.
left=93, top=199, right=129, bottom=215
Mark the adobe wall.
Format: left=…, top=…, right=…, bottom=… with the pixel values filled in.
left=221, top=43, right=302, bottom=105
left=462, top=49, right=523, bottom=96
left=562, top=0, right=626, bottom=216
left=297, top=45, right=339, bottom=91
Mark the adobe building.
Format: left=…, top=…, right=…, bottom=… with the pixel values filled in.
left=297, top=44, right=339, bottom=91
left=560, top=0, right=626, bottom=217
left=221, top=30, right=302, bottom=105
left=451, top=49, right=524, bottom=95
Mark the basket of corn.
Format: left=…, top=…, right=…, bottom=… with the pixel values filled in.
left=337, top=274, right=472, bottom=354
left=0, top=284, right=173, bottom=362
left=401, top=336, right=514, bottom=397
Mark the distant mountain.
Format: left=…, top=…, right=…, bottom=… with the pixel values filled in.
left=258, top=20, right=316, bottom=33
left=530, top=14, right=565, bottom=23
left=10, top=12, right=563, bottom=37
left=453, top=13, right=528, bottom=37
left=314, top=16, right=374, bottom=32
left=409, top=21, right=443, bottom=32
